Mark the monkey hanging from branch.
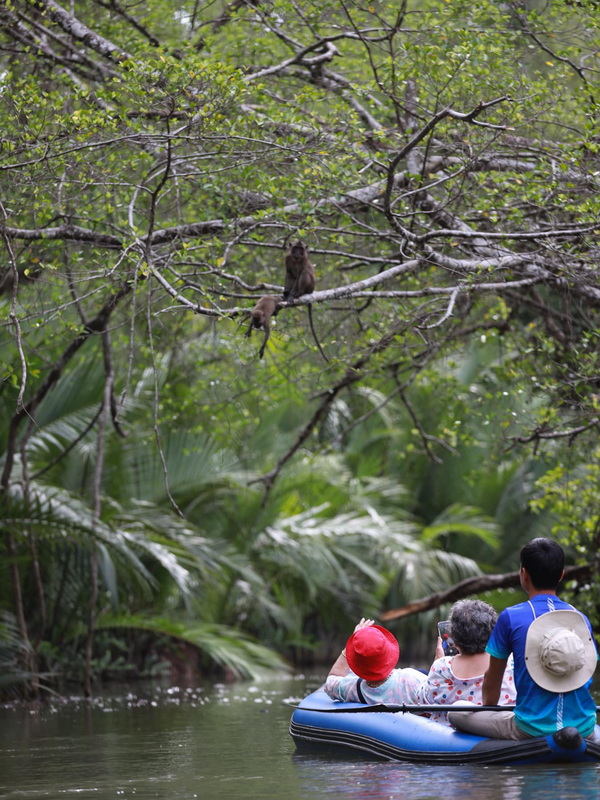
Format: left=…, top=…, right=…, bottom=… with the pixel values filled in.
left=245, top=294, right=281, bottom=359
left=282, top=240, right=329, bottom=363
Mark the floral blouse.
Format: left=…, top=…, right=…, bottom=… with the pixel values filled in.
left=415, top=655, right=516, bottom=726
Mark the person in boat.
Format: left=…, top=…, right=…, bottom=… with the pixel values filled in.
left=449, top=537, right=598, bottom=740
left=416, top=599, right=516, bottom=726
left=324, top=618, right=426, bottom=705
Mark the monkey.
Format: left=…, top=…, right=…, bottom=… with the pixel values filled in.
left=283, top=240, right=315, bottom=300
left=245, top=295, right=281, bottom=359
left=283, top=240, right=329, bottom=363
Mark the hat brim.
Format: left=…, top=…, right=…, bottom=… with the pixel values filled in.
left=525, top=610, right=597, bottom=692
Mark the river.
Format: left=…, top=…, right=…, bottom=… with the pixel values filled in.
left=1, top=673, right=598, bottom=800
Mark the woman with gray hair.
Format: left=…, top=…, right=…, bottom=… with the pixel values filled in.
left=416, top=599, right=516, bottom=726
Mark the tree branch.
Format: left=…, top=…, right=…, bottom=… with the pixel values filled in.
left=380, top=563, right=595, bottom=621
left=384, top=97, right=512, bottom=230
left=34, top=0, right=132, bottom=63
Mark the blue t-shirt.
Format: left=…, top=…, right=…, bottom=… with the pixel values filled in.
left=486, top=595, right=597, bottom=737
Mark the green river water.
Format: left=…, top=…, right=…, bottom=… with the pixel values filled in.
left=1, top=674, right=599, bottom=800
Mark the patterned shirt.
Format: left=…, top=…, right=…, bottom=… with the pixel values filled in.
left=324, top=667, right=426, bottom=705
left=415, top=656, right=516, bottom=726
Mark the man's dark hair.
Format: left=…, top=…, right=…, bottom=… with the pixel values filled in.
left=520, top=537, right=564, bottom=589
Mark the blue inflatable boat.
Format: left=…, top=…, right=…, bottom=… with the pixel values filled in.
left=289, top=689, right=600, bottom=765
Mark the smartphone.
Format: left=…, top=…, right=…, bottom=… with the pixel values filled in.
left=438, top=620, right=459, bottom=656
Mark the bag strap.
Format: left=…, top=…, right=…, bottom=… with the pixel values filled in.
left=355, top=678, right=367, bottom=704
left=528, top=598, right=577, bottom=620
left=528, top=599, right=537, bottom=620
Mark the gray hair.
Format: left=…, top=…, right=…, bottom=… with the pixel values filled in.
left=449, top=599, right=498, bottom=655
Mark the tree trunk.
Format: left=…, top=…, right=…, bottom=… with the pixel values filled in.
left=3, top=529, right=39, bottom=699
left=83, top=330, right=114, bottom=697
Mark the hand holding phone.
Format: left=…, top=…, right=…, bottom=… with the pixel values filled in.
left=438, top=620, right=459, bottom=656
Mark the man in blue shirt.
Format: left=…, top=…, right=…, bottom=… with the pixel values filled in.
left=449, top=538, right=597, bottom=739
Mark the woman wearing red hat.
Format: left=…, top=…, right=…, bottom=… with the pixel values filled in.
left=324, top=618, right=426, bottom=705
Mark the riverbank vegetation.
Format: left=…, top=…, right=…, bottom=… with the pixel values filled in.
left=1, top=0, right=599, bottom=699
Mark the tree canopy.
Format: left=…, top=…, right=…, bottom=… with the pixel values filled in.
left=1, top=0, right=599, bottom=694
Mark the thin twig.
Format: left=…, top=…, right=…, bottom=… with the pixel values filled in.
left=0, top=201, right=27, bottom=409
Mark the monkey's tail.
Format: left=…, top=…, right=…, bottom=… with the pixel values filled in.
left=307, top=304, right=329, bottom=363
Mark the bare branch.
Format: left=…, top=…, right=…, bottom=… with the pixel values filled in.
left=381, top=563, right=594, bottom=621
left=4, top=224, right=122, bottom=248
left=34, top=0, right=132, bottom=63
left=244, top=40, right=341, bottom=82
left=507, top=418, right=600, bottom=447
left=94, top=0, right=162, bottom=49
left=0, top=203, right=26, bottom=409
left=383, top=98, right=512, bottom=234
left=417, top=287, right=459, bottom=331
left=418, top=224, right=600, bottom=243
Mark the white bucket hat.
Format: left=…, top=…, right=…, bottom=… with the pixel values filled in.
left=525, top=610, right=597, bottom=692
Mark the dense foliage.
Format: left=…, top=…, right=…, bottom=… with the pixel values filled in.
left=1, top=0, right=599, bottom=696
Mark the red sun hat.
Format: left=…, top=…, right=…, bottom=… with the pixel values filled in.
left=345, top=625, right=400, bottom=682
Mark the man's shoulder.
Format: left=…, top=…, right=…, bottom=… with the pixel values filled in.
left=548, top=596, right=588, bottom=613
left=498, top=600, right=531, bottom=620
left=491, top=601, right=533, bottom=640
left=500, top=595, right=591, bottom=627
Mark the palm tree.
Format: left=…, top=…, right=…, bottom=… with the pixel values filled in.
left=0, top=352, right=288, bottom=696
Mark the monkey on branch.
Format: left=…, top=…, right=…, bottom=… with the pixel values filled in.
left=244, top=240, right=328, bottom=362
left=282, top=240, right=328, bottom=363
left=245, top=294, right=281, bottom=359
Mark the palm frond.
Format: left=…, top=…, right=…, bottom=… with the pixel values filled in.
left=0, top=612, right=34, bottom=691
left=95, top=616, right=288, bottom=679
left=386, top=547, right=483, bottom=609
left=421, top=504, right=501, bottom=548
left=3, top=483, right=198, bottom=599
left=34, top=358, right=105, bottom=426
left=108, top=430, right=244, bottom=505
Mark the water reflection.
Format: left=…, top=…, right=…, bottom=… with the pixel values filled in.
left=0, top=678, right=304, bottom=800
left=0, top=677, right=598, bottom=800
left=292, top=753, right=600, bottom=800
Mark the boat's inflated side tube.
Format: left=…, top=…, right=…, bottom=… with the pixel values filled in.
left=289, top=690, right=600, bottom=765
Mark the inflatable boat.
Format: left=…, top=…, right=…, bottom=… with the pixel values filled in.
left=289, top=689, right=600, bottom=765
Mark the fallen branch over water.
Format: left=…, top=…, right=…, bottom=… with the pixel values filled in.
left=380, top=563, right=594, bottom=622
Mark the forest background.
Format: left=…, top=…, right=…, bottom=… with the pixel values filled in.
left=1, top=0, right=600, bottom=699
